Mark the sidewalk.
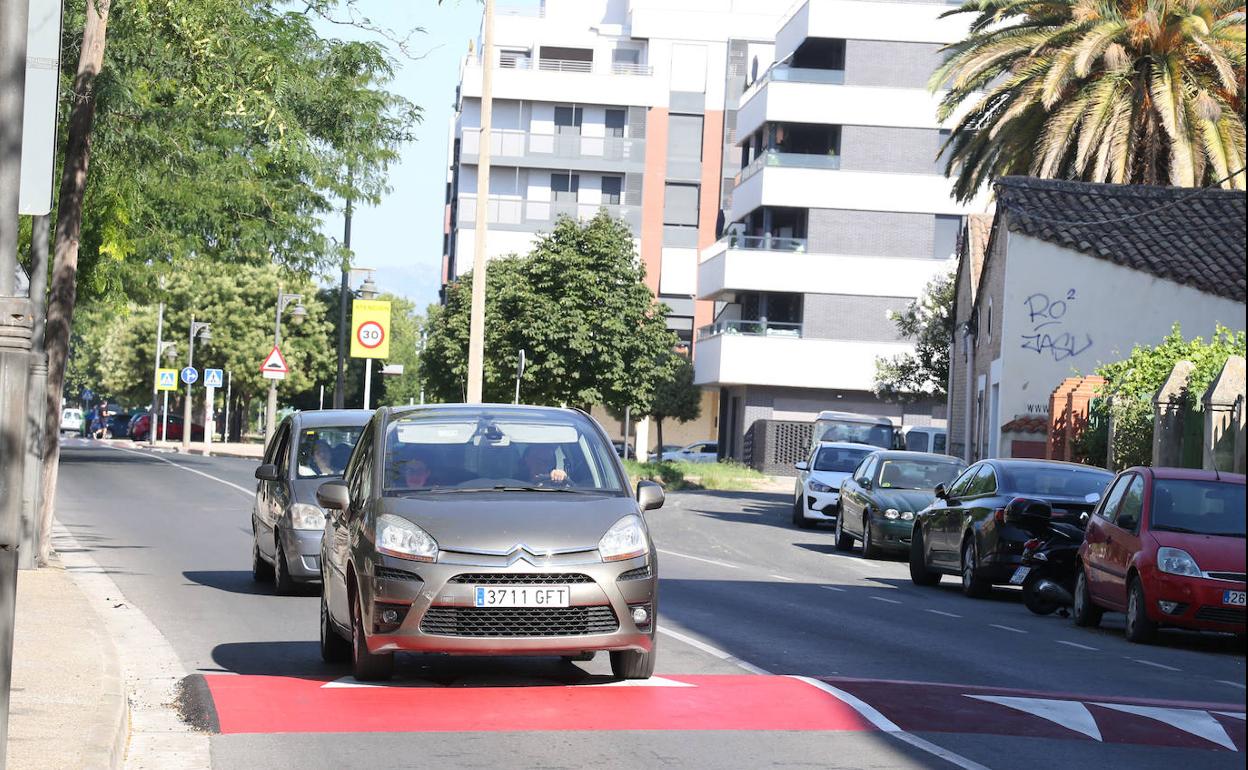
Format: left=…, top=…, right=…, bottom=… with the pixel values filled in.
left=116, top=438, right=265, bottom=460
left=4, top=556, right=127, bottom=770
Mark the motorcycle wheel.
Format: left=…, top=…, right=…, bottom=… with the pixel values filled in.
left=1022, top=572, right=1059, bottom=616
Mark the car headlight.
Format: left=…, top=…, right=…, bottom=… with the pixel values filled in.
left=376, top=514, right=438, bottom=562
left=901, top=511, right=914, bottom=521
left=599, top=515, right=648, bottom=562
left=884, top=508, right=900, bottom=520
left=1157, top=546, right=1201, bottom=577
left=290, top=503, right=326, bottom=531
left=809, top=481, right=835, bottom=494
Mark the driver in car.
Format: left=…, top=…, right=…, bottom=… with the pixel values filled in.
left=521, top=445, right=567, bottom=485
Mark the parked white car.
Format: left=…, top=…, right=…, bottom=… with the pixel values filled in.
left=792, top=441, right=876, bottom=529
left=60, top=407, right=84, bottom=435
left=661, top=441, right=718, bottom=464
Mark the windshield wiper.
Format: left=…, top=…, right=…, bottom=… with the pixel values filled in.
left=489, top=485, right=590, bottom=493
left=1152, top=525, right=1201, bottom=534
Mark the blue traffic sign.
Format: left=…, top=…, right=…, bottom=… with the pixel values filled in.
left=204, top=368, right=224, bottom=388
left=81, top=388, right=94, bottom=402
left=180, top=367, right=199, bottom=385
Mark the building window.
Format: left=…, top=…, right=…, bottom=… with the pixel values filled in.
left=936, top=129, right=951, bottom=174
left=668, top=114, right=704, bottom=160
left=986, top=298, right=993, bottom=338
left=552, top=173, right=580, bottom=202
left=554, top=106, right=583, bottom=135
left=601, top=176, right=623, bottom=205
left=933, top=215, right=961, bottom=259
left=605, top=109, right=626, bottom=138
left=498, top=48, right=531, bottom=69
left=663, top=183, right=700, bottom=227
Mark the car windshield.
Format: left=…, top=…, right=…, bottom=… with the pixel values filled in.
left=1004, top=465, right=1113, bottom=499
left=383, top=410, right=625, bottom=494
left=1151, top=479, right=1245, bottom=537
left=876, top=458, right=964, bottom=490
left=816, top=420, right=894, bottom=449
left=295, top=426, right=364, bottom=479
left=813, top=446, right=872, bottom=472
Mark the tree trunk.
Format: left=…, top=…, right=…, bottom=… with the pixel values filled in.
left=37, top=0, right=113, bottom=566
left=655, top=417, right=664, bottom=462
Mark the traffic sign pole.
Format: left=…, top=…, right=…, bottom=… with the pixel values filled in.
left=150, top=301, right=163, bottom=444
left=203, top=386, right=214, bottom=454
left=363, top=361, right=372, bottom=410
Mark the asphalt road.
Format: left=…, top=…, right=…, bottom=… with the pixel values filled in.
left=54, top=440, right=1246, bottom=769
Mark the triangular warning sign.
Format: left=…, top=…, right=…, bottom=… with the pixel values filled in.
left=261, top=346, right=289, bottom=375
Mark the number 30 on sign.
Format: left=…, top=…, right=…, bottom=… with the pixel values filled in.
left=350, top=299, right=391, bottom=359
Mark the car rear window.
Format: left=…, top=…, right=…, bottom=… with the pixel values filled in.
left=1151, top=479, right=1245, bottom=537
left=1003, top=465, right=1113, bottom=500
left=814, top=446, right=872, bottom=472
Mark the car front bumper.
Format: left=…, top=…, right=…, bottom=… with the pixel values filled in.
left=278, top=527, right=324, bottom=581
left=867, top=519, right=913, bottom=551
left=1147, top=573, right=1246, bottom=632
left=802, top=489, right=839, bottom=520
left=360, top=554, right=657, bottom=655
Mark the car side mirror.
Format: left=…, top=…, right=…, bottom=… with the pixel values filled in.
left=860, top=478, right=873, bottom=490
left=934, top=483, right=947, bottom=500
left=317, top=481, right=350, bottom=510
left=637, top=480, right=664, bottom=511
left=254, top=463, right=279, bottom=482
left=794, top=461, right=808, bottom=471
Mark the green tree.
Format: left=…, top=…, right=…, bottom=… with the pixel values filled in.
left=874, top=269, right=956, bottom=399
left=934, top=0, right=1247, bottom=202
left=422, top=213, right=680, bottom=411
left=647, top=356, right=703, bottom=455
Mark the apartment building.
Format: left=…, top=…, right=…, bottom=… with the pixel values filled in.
left=693, top=0, right=989, bottom=466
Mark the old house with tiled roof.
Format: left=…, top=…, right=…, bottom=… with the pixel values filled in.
left=947, top=176, right=1246, bottom=463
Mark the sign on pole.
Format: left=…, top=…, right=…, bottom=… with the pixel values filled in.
left=204, top=368, right=224, bottom=389
left=180, top=367, right=199, bottom=386
left=350, top=299, right=391, bottom=359
left=155, top=369, right=178, bottom=392
left=19, top=0, right=63, bottom=215
left=261, top=346, right=289, bottom=380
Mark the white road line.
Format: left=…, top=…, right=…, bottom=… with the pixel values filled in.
left=1055, top=640, right=1098, bottom=651
left=820, top=585, right=847, bottom=592
left=769, top=574, right=796, bottom=582
left=656, top=549, right=741, bottom=569
left=870, top=596, right=902, bottom=605
left=104, top=444, right=253, bottom=496
left=1216, top=680, right=1247, bottom=690
left=989, top=624, right=1027, bottom=634
left=925, top=609, right=961, bottom=618
left=656, top=628, right=770, bottom=675
left=793, top=677, right=991, bottom=770
left=1132, top=659, right=1181, bottom=672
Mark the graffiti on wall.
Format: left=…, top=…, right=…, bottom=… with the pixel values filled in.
left=1020, top=289, right=1093, bottom=361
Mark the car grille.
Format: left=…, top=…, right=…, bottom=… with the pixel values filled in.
left=1206, top=571, right=1247, bottom=583
left=448, top=572, right=595, bottom=585
left=376, top=567, right=423, bottom=582
left=420, top=606, right=619, bottom=637
left=1194, top=606, right=1246, bottom=625
left=617, top=564, right=652, bottom=581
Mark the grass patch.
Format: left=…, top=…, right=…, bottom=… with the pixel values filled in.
left=622, top=460, right=770, bottom=491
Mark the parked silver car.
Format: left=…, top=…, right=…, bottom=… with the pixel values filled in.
left=316, top=404, right=663, bottom=681
left=252, top=409, right=373, bottom=594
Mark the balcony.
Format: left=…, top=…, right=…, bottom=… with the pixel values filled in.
left=774, top=0, right=966, bottom=64
left=737, top=73, right=949, bottom=139
left=457, top=195, right=641, bottom=231
left=697, top=319, right=803, bottom=340
left=461, top=54, right=655, bottom=107
left=697, top=237, right=956, bottom=302
left=460, top=128, right=645, bottom=172
left=735, top=151, right=840, bottom=187
left=693, top=331, right=912, bottom=390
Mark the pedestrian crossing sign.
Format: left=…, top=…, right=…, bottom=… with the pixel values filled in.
left=204, top=368, right=224, bottom=389
left=156, top=369, right=178, bottom=392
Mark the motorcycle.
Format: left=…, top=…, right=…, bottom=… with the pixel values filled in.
left=1010, top=519, right=1086, bottom=616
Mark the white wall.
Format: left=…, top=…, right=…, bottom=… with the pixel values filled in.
left=660, top=247, right=699, bottom=295
left=694, top=333, right=913, bottom=390
left=454, top=229, right=542, bottom=274
left=997, top=232, right=1248, bottom=424
left=775, top=0, right=969, bottom=62
left=737, top=82, right=953, bottom=138
left=731, top=165, right=989, bottom=220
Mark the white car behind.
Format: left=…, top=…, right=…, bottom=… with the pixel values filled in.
left=661, top=441, right=718, bottom=464
left=792, top=442, right=876, bottom=529
left=60, top=407, right=84, bottom=435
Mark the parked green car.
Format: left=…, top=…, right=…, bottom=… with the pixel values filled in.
left=836, top=451, right=967, bottom=559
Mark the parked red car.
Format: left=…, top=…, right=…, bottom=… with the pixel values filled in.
left=1074, top=467, right=1245, bottom=642
left=130, top=413, right=204, bottom=442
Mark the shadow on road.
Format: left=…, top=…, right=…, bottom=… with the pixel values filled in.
left=183, top=569, right=316, bottom=597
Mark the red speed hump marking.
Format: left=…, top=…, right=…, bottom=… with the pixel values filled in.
left=356, top=321, right=385, bottom=349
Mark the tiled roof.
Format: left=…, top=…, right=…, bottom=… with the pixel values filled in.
left=1001, top=416, right=1048, bottom=434
left=995, top=177, right=1246, bottom=303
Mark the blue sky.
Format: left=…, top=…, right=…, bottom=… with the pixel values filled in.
left=313, top=1, right=484, bottom=309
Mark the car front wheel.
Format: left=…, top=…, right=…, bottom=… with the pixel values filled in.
left=834, top=512, right=854, bottom=552
left=320, top=587, right=350, bottom=664
left=274, top=537, right=296, bottom=596
left=351, top=593, right=394, bottom=681
left=1124, top=577, right=1157, bottom=644
left=610, top=639, right=655, bottom=680
left=909, top=528, right=940, bottom=586
left=792, top=492, right=814, bottom=529
left=861, top=516, right=883, bottom=559
left=1072, top=567, right=1103, bottom=627
left=251, top=530, right=273, bottom=582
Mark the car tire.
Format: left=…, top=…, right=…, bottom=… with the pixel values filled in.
left=1022, top=573, right=1059, bottom=616
left=320, top=587, right=350, bottom=664
left=351, top=594, right=394, bottom=682
left=610, top=642, right=655, bottom=680
left=909, top=528, right=941, bottom=586
left=834, top=512, right=855, bottom=552
left=861, top=516, right=883, bottom=560
left=1072, top=567, right=1103, bottom=628
left=792, top=494, right=815, bottom=529
left=960, top=538, right=991, bottom=599
left=251, top=531, right=273, bottom=582
left=1124, top=577, right=1158, bottom=644
left=274, top=537, right=297, bottom=596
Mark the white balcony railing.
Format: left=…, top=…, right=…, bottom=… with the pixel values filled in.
left=457, top=195, right=641, bottom=228
left=461, top=128, right=644, bottom=163
left=735, top=150, right=841, bottom=186
left=697, top=320, right=803, bottom=340
left=477, top=55, right=653, bottom=77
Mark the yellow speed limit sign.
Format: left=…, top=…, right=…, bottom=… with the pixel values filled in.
left=350, top=299, right=391, bottom=359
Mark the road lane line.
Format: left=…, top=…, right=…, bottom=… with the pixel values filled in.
left=792, top=677, right=991, bottom=770
left=769, top=574, right=796, bottom=582
left=1216, top=680, right=1246, bottom=690
left=820, top=585, right=847, bottom=592
left=1055, top=640, right=1098, bottom=651
left=104, top=444, right=253, bottom=496
left=870, top=596, right=902, bottom=605
left=657, top=549, right=741, bottom=569
left=1131, top=659, right=1181, bottom=672
left=989, top=624, right=1027, bottom=634
left=925, top=609, right=961, bottom=618
left=657, top=627, right=771, bottom=675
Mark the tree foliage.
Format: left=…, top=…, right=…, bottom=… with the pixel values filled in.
left=934, top=0, right=1247, bottom=202
left=421, top=213, right=680, bottom=411
left=647, top=356, right=703, bottom=452
left=1077, top=324, right=1246, bottom=468
left=874, top=269, right=956, bottom=399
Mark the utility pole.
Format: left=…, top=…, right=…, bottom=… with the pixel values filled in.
left=334, top=193, right=352, bottom=409
left=466, top=0, right=495, bottom=403
left=1, top=0, right=34, bottom=761
left=150, top=300, right=164, bottom=443
left=267, top=287, right=305, bottom=445
left=182, top=317, right=211, bottom=451
left=20, top=216, right=49, bottom=570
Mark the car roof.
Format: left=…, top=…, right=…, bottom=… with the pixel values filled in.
left=292, top=409, right=374, bottom=428
left=871, top=450, right=963, bottom=463
left=388, top=403, right=585, bottom=418
left=1136, top=466, right=1247, bottom=483
left=988, top=458, right=1113, bottom=474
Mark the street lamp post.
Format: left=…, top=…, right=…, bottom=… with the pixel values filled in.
left=182, top=317, right=212, bottom=451
left=266, top=286, right=306, bottom=445
left=154, top=341, right=176, bottom=443
left=355, top=273, right=378, bottom=410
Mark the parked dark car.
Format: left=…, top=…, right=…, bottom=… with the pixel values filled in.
left=1074, top=467, right=1245, bottom=642
left=909, top=459, right=1114, bottom=597
left=252, top=409, right=372, bottom=594
left=836, top=451, right=966, bottom=558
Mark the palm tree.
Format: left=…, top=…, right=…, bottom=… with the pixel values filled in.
left=933, top=0, right=1246, bottom=202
